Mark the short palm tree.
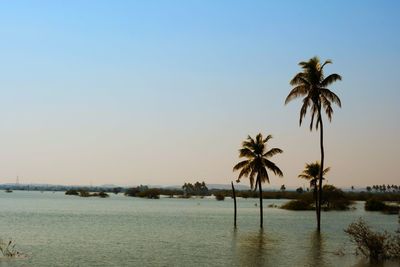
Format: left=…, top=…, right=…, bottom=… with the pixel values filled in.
left=285, top=56, right=342, bottom=231
left=298, top=161, right=330, bottom=212
left=233, top=133, right=283, bottom=228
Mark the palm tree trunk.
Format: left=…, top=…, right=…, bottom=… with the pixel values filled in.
left=231, top=181, right=237, bottom=228
left=258, top=175, right=263, bottom=228
left=313, top=187, right=318, bottom=222
left=317, top=108, right=324, bottom=232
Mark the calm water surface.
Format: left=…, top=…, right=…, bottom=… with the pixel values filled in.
left=0, top=191, right=399, bottom=267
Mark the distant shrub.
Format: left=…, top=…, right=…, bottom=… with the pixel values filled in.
left=365, top=199, right=400, bottom=214
left=345, top=218, right=400, bottom=262
left=383, top=204, right=400, bottom=214
left=79, top=190, right=90, bottom=197
left=124, top=187, right=140, bottom=197
left=93, top=191, right=109, bottom=198
left=327, top=199, right=352, bottom=211
left=281, top=200, right=313, bottom=210
left=137, top=189, right=160, bottom=199
left=298, top=192, right=315, bottom=204
left=66, top=189, right=109, bottom=198
left=178, top=194, right=191, bottom=199
left=321, top=185, right=352, bottom=210
left=215, top=193, right=225, bottom=201
left=112, top=187, right=123, bottom=194
left=296, top=187, right=304, bottom=194
left=65, top=189, right=79, bottom=196
left=365, top=199, right=387, bottom=211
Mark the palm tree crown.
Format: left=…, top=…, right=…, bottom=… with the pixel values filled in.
left=233, top=133, right=283, bottom=189
left=285, top=56, right=342, bottom=130
left=298, top=161, right=330, bottom=188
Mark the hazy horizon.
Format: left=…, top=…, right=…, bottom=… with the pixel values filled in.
left=1, top=1, right=399, bottom=187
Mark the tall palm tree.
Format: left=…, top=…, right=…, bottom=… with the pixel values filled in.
left=233, top=133, right=283, bottom=228
left=298, top=161, right=330, bottom=215
left=285, top=56, right=342, bottom=231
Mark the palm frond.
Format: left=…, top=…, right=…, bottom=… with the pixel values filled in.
left=299, top=97, right=311, bottom=127
left=321, top=96, right=333, bottom=121
left=321, top=73, right=342, bottom=87
left=238, top=148, right=256, bottom=159
left=258, top=168, right=270, bottom=184
left=284, top=85, right=308, bottom=105
left=255, top=133, right=263, bottom=146
left=242, top=135, right=255, bottom=149
left=298, top=174, right=312, bottom=180
left=320, top=88, right=341, bottom=107
left=323, top=167, right=331, bottom=175
left=238, top=164, right=252, bottom=179
left=309, top=105, right=318, bottom=131
left=321, top=59, right=332, bottom=69
left=263, top=159, right=284, bottom=177
left=263, top=134, right=273, bottom=144
left=249, top=169, right=257, bottom=189
left=233, top=160, right=250, bottom=171
left=264, top=148, right=283, bottom=158
left=290, top=73, right=310, bottom=86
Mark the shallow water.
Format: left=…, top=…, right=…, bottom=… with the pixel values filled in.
left=0, top=191, right=398, bottom=266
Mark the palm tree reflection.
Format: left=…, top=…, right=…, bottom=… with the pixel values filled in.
left=234, top=229, right=270, bottom=267
left=307, top=231, right=326, bottom=267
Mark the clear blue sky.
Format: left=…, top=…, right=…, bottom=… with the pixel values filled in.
left=0, top=0, right=399, bottom=187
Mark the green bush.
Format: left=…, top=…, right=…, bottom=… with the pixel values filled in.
left=383, top=204, right=400, bottom=214
left=65, top=189, right=79, bottom=195
left=124, top=187, right=140, bottom=197
left=93, top=191, right=109, bottom=198
left=365, top=198, right=387, bottom=211
left=345, top=219, right=400, bottom=262
left=137, top=189, right=160, bottom=199
left=215, top=193, right=225, bottom=201
left=321, top=185, right=352, bottom=210
left=281, top=200, right=313, bottom=210
left=79, top=190, right=90, bottom=197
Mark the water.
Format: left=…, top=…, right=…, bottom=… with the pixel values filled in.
left=0, top=191, right=398, bottom=267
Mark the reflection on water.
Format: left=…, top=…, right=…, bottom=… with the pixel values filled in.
left=307, top=231, right=326, bottom=267
left=352, top=259, right=400, bottom=267
left=233, top=229, right=275, bottom=267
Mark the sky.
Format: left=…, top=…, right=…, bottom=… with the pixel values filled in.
left=0, top=0, right=399, bottom=187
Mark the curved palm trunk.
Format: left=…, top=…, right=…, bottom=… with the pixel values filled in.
left=258, top=175, right=263, bottom=228
left=317, top=109, right=324, bottom=232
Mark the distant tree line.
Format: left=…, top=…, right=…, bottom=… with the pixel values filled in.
left=367, top=185, right=400, bottom=193
left=182, top=181, right=208, bottom=196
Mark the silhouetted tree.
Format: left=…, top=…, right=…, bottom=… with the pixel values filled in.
left=182, top=181, right=208, bottom=196
left=296, top=187, right=304, bottom=194
left=298, top=161, right=330, bottom=214
left=233, top=133, right=283, bottom=228
left=285, top=56, right=342, bottom=231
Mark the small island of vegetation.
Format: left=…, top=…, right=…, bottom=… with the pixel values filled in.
left=65, top=189, right=109, bottom=198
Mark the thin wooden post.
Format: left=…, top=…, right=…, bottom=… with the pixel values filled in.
left=231, top=181, right=237, bottom=228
